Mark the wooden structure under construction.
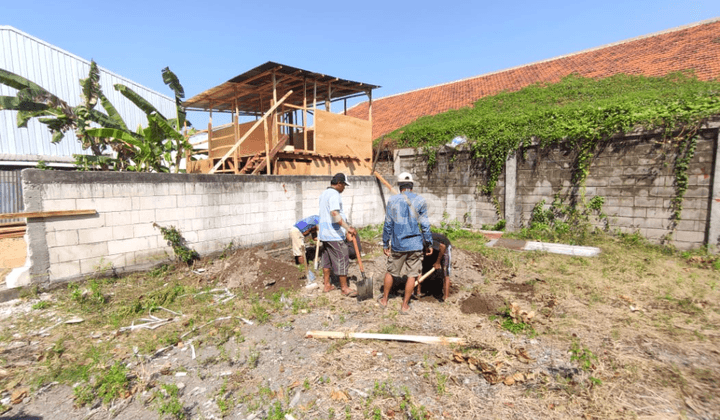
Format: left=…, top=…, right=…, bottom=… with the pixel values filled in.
left=183, top=62, right=379, bottom=175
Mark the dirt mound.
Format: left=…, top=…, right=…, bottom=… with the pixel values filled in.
left=460, top=293, right=505, bottom=315
left=204, top=246, right=305, bottom=297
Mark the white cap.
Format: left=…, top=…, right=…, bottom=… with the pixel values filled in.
left=397, top=172, right=414, bottom=184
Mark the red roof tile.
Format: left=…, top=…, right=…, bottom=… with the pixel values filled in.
left=347, top=18, right=720, bottom=139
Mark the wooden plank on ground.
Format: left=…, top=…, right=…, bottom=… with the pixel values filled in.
left=0, top=210, right=96, bottom=220
left=305, top=330, right=465, bottom=346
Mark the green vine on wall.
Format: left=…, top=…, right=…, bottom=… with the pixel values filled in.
left=670, top=134, right=699, bottom=225
left=389, top=72, right=720, bottom=217
left=153, top=223, right=199, bottom=265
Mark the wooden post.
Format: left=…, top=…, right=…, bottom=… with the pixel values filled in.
left=209, top=91, right=292, bottom=174
left=368, top=89, right=373, bottom=125
left=313, top=82, right=317, bottom=152
left=233, top=92, right=240, bottom=174
left=303, top=77, right=307, bottom=150
left=325, top=82, right=331, bottom=111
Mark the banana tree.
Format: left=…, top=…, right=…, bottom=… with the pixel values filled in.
left=0, top=62, right=192, bottom=172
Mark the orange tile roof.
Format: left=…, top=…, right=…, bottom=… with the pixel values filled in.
left=347, top=18, right=720, bottom=140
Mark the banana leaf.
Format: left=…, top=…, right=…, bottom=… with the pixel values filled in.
left=114, top=84, right=166, bottom=120
left=85, top=127, right=144, bottom=148
left=0, top=68, right=47, bottom=92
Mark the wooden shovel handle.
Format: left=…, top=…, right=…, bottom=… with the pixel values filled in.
left=314, top=239, right=321, bottom=270
left=414, top=267, right=436, bottom=287
left=352, top=235, right=364, bottom=272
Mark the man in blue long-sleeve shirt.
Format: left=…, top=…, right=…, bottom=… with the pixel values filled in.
left=378, top=172, right=433, bottom=314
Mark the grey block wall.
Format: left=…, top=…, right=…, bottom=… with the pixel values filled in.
left=11, top=170, right=385, bottom=287
left=395, top=148, right=503, bottom=227
left=396, top=125, right=720, bottom=251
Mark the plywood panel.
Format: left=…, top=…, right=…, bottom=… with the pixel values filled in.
left=307, top=158, right=370, bottom=176
left=314, top=111, right=372, bottom=163
left=208, top=121, right=269, bottom=159
left=277, top=160, right=311, bottom=175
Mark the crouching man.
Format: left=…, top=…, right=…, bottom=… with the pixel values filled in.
left=419, top=232, right=452, bottom=302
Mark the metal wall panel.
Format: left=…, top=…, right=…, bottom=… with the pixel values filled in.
left=0, top=169, right=23, bottom=223
left=0, top=26, right=176, bottom=160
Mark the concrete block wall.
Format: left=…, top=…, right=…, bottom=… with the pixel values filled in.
left=10, top=170, right=385, bottom=287
left=395, top=148, right=502, bottom=227
left=396, top=126, right=720, bottom=251
left=516, top=131, right=716, bottom=249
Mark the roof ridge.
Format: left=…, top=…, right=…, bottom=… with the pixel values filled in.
left=0, top=25, right=174, bottom=102
left=349, top=16, right=720, bottom=110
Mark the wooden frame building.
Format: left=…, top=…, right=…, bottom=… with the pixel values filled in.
left=183, top=62, right=379, bottom=176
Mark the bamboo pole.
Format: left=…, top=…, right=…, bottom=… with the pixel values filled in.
left=305, top=331, right=465, bottom=346
left=209, top=91, right=293, bottom=174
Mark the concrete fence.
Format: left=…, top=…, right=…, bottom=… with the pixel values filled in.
left=7, top=170, right=385, bottom=288
left=396, top=124, right=720, bottom=251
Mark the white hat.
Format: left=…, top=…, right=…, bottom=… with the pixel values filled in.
left=397, top=172, right=414, bottom=184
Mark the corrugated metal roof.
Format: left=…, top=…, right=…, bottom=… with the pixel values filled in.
left=0, top=26, right=177, bottom=161
left=184, top=61, right=380, bottom=114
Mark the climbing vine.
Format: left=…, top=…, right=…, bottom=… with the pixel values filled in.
left=153, top=223, right=199, bottom=265
left=389, top=72, right=720, bottom=210
left=670, top=134, right=699, bottom=225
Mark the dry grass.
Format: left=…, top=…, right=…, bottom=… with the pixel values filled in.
left=0, top=233, right=718, bottom=419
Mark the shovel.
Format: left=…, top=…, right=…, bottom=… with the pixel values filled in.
left=352, top=235, right=373, bottom=302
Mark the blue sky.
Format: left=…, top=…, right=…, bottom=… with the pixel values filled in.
left=3, top=0, right=720, bottom=126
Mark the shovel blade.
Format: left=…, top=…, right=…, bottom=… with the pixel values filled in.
left=356, top=273, right=373, bottom=302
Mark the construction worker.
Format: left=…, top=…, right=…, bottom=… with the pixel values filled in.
left=419, top=231, right=452, bottom=302
left=290, top=215, right=319, bottom=266
left=378, top=172, right=432, bottom=314
left=318, top=173, right=358, bottom=297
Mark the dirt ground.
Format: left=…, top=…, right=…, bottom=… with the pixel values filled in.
left=0, top=237, right=718, bottom=420
left=0, top=238, right=26, bottom=285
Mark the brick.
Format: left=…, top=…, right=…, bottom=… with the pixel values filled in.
left=45, top=214, right=105, bottom=232
left=635, top=197, right=660, bottom=207
left=154, top=207, right=183, bottom=223
left=106, top=211, right=134, bottom=227
left=53, top=230, right=79, bottom=247
left=675, top=230, right=704, bottom=243
left=177, top=195, right=203, bottom=207
left=132, top=210, right=156, bottom=224
left=132, top=249, right=170, bottom=266
left=42, top=199, right=77, bottom=212
left=107, top=236, right=158, bottom=255
left=48, top=261, right=81, bottom=281
left=80, top=254, right=126, bottom=275
left=76, top=197, right=132, bottom=213
left=133, top=223, right=157, bottom=238
left=78, top=227, right=114, bottom=244
left=49, top=243, right=109, bottom=263
left=684, top=187, right=709, bottom=198
left=112, top=226, right=134, bottom=240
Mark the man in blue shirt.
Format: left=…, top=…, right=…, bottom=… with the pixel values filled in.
left=318, top=173, right=358, bottom=296
left=378, top=172, right=432, bottom=313
left=290, top=215, right=319, bottom=266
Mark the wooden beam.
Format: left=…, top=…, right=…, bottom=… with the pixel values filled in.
left=209, top=91, right=293, bottom=174
left=346, top=144, right=397, bottom=194
left=0, top=210, right=97, bottom=220
left=305, top=330, right=466, bottom=345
